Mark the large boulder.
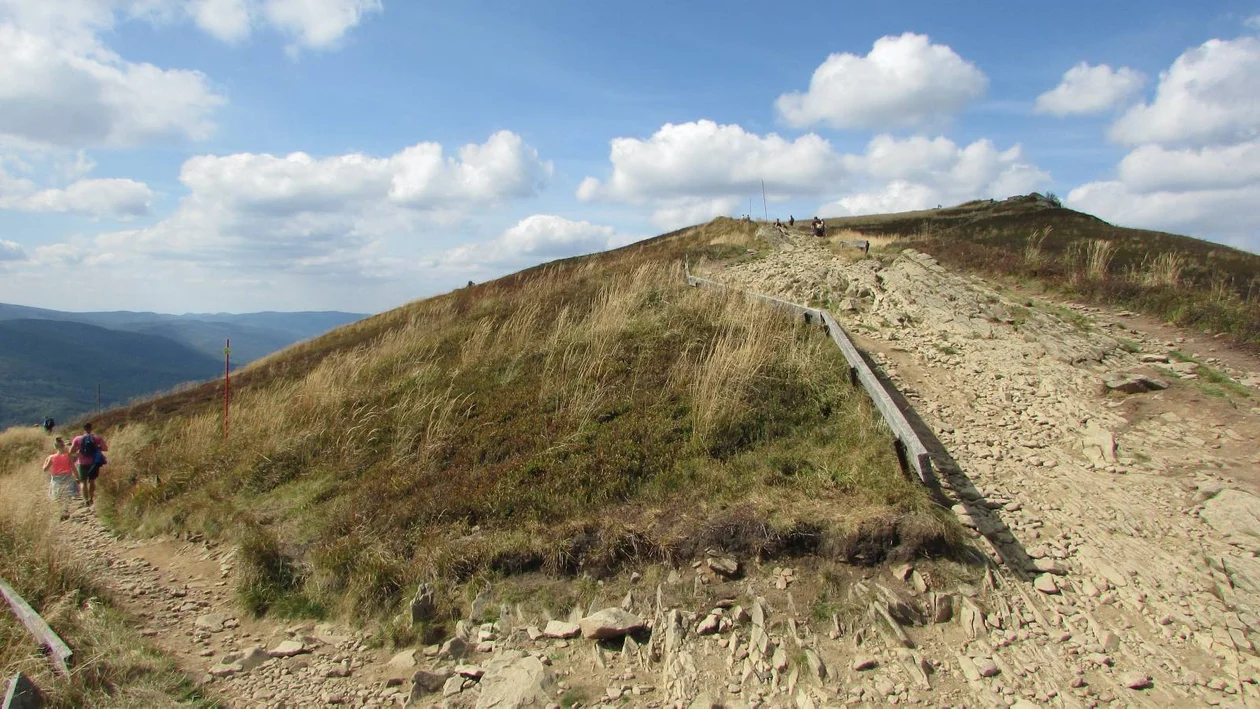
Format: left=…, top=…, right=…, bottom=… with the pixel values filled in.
left=474, top=651, right=554, bottom=708
left=578, top=608, right=644, bottom=640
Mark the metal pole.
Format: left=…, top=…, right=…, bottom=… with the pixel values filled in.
left=761, top=179, right=768, bottom=221
left=223, top=339, right=230, bottom=442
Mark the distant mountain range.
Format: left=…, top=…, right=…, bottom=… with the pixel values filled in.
left=0, top=303, right=365, bottom=429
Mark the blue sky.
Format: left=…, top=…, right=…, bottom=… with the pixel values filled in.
left=1, top=0, right=1258, bottom=314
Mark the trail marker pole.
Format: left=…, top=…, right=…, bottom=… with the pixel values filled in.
left=223, top=339, right=230, bottom=442
left=761, top=179, right=768, bottom=221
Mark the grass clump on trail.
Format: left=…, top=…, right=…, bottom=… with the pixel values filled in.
left=824, top=194, right=1260, bottom=349
left=94, top=219, right=955, bottom=623
left=0, top=427, right=209, bottom=708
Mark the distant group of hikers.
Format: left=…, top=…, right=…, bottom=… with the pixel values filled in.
left=40, top=421, right=108, bottom=516
left=770, top=215, right=827, bottom=237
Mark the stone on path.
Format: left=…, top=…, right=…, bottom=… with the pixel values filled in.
left=194, top=613, right=227, bottom=632
left=1081, top=427, right=1117, bottom=466
left=1033, top=558, right=1068, bottom=575
left=410, top=669, right=453, bottom=700
left=1034, top=574, right=1060, bottom=594
left=443, top=674, right=465, bottom=698
left=1121, top=670, right=1152, bottom=689
left=852, top=654, right=878, bottom=671
left=386, top=649, right=417, bottom=670
left=975, top=658, right=1000, bottom=678
left=1104, top=373, right=1169, bottom=394
left=578, top=608, right=643, bottom=640
left=410, top=582, right=437, bottom=625
left=267, top=640, right=306, bottom=658
left=705, top=556, right=740, bottom=578
left=473, top=651, right=554, bottom=709
left=540, top=620, right=580, bottom=639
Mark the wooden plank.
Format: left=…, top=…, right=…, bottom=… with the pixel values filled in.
left=0, top=578, right=72, bottom=677
left=821, top=311, right=935, bottom=485
left=684, top=265, right=936, bottom=486
left=3, top=672, right=42, bottom=709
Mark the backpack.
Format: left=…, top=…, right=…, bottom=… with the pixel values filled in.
left=80, top=434, right=99, bottom=458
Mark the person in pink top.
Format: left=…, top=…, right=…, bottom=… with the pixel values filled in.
left=70, top=422, right=108, bottom=508
left=42, top=437, right=79, bottom=518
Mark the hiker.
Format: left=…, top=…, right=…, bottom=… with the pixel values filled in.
left=43, top=416, right=54, bottom=434
left=70, top=423, right=108, bottom=507
left=812, top=217, right=826, bottom=238
left=774, top=218, right=783, bottom=228
left=788, top=216, right=795, bottom=227
left=42, top=437, right=78, bottom=516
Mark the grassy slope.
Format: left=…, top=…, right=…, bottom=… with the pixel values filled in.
left=93, top=220, right=955, bottom=625
left=0, top=428, right=209, bottom=707
left=823, top=195, right=1260, bottom=348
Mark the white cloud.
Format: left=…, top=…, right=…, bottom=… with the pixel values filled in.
left=0, top=163, right=153, bottom=217
left=580, top=120, right=1049, bottom=228
left=1116, top=141, right=1260, bottom=192
left=189, top=0, right=252, bottom=42
left=1246, top=14, right=1260, bottom=30
left=775, top=33, right=987, bottom=130
left=96, top=131, right=552, bottom=270
left=577, top=119, right=846, bottom=228
left=1110, top=37, right=1260, bottom=146
left=0, top=238, right=25, bottom=260
left=441, top=214, right=634, bottom=267
left=820, top=136, right=1050, bottom=217
left=1066, top=37, right=1260, bottom=249
left=261, top=0, right=381, bottom=52
left=1035, top=62, right=1145, bottom=116
left=1068, top=180, right=1260, bottom=244
left=0, top=21, right=224, bottom=149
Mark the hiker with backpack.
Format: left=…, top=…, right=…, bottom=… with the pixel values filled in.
left=70, top=423, right=108, bottom=507
left=43, top=417, right=54, bottom=434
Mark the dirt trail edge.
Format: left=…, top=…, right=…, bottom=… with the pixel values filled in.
left=63, top=511, right=407, bottom=707
left=699, top=228, right=1260, bottom=707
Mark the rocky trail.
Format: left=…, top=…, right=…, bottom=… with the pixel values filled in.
left=44, top=228, right=1260, bottom=708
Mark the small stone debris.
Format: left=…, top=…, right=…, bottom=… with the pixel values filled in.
left=1139, top=353, right=1169, bottom=363
left=1033, top=558, right=1068, bottom=575
left=1034, top=574, right=1060, bottom=595
left=975, top=658, right=1000, bottom=678
left=578, top=608, right=644, bottom=640
left=409, top=582, right=437, bottom=625
left=1104, top=373, right=1169, bottom=394
left=1121, top=671, right=1153, bottom=689
left=386, top=649, right=416, bottom=670
left=853, top=654, right=878, bottom=671
left=705, top=556, right=740, bottom=578
left=541, top=620, right=581, bottom=639
left=410, top=669, right=452, bottom=697
left=267, top=640, right=307, bottom=658
left=696, top=613, right=721, bottom=635
left=194, top=613, right=227, bottom=633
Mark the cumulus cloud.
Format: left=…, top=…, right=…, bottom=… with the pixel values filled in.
left=189, top=0, right=253, bottom=42
left=1109, top=37, right=1260, bottom=146
left=1068, top=37, right=1260, bottom=248
left=261, top=0, right=381, bottom=52
left=0, top=20, right=223, bottom=150
left=0, top=162, right=153, bottom=217
left=577, top=120, right=846, bottom=228
left=776, top=33, right=987, bottom=130
left=580, top=121, right=1049, bottom=228
left=0, top=238, right=25, bottom=260
left=820, top=136, right=1050, bottom=216
left=1035, top=62, right=1145, bottom=116
left=441, top=215, right=635, bottom=268
left=97, top=131, right=552, bottom=270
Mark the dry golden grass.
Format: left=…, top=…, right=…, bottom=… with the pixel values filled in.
left=0, top=428, right=209, bottom=707
left=92, top=219, right=952, bottom=624
left=1139, top=252, right=1186, bottom=288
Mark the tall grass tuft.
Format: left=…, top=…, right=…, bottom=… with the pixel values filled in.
left=1085, top=239, right=1116, bottom=280
left=1022, top=226, right=1052, bottom=267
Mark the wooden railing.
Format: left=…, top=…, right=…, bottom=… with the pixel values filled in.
left=684, top=266, right=936, bottom=486
left=1, top=575, right=72, bottom=677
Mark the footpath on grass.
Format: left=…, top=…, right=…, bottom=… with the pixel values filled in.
left=58, top=508, right=408, bottom=707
